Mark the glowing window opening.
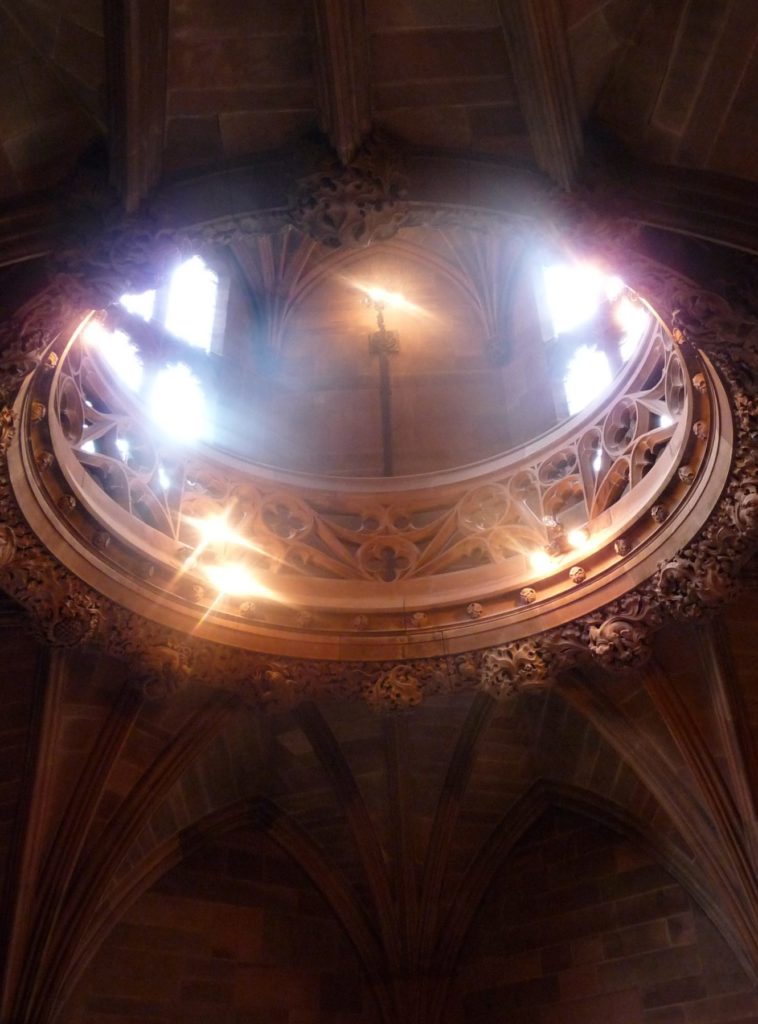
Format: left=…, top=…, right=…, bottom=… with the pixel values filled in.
left=543, top=264, right=613, bottom=336
left=119, top=255, right=219, bottom=352
left=90, top=254, right=220, bottom=447
left=564, top=346, right=613, bottom=416
left=120, top=290, right=156, bottom=321
left=542, top=263, right=653, bottom=416
left=164, top=256, right=218, bottom=352
left=542, top=263, right=650, bottom=364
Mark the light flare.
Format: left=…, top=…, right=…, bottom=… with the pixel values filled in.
left=349, top=278, right=428, bottom=318
left=364, top=285, right=406, bottom=308
left=529, top=549, right=554, bottom=574
left=604, top=275, right=625, bottom=301
left=184, top=513, right=263, bottom=556
left=204, top=562, right=265, bottom=597
left=543, top=263, right=608, bottom=335
left=196, top=514, right=241, bottom=547
left=567, top=527, right=590, bottom=550
left=82, top=321, right=144, bottom=392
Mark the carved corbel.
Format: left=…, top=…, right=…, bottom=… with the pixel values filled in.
left=364, top=665, right=423, bottom=712
left=289, top=136, right=408, bottom=249
left=479, top=640, right=549, bottom=699
left=586, top=615, right=651, bottom=670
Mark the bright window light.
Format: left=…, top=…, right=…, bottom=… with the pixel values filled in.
left=543, top=264, right=606, bottom=335
left=615, top=296, right=651, bottom=362
left=564, top=346, right=613, bottom=415
left=84, top=323, right=143, bottom=392
left=115, top=437, right=131, bottom=461
left=164, top=256, right=218, bottom=352
left=150, top=363, right=207, bottom=442
left=120, top=289, right=156, bottom=321
left=604, top=275, right=625, bottom=301
left=543, top=263, right=634, bottom=338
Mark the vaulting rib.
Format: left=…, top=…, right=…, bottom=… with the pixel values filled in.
left=312, top=0, right=372, bottom=164
left=497, top=0, right=583, bottom=190
left=103, top=0, right=169, bottom=211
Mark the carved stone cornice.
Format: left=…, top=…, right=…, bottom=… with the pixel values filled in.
left=0, top=204, right=755, bottom=706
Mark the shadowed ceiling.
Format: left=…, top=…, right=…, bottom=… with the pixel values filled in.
left=1, top=0, right=758, bottom=207
left=1, top=591, right=757, bottom=1022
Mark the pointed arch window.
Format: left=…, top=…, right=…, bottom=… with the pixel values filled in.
left=82, top=255, right=220, bottom=446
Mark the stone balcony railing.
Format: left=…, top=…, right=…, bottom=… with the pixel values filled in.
left=8, top=289, right=723, bottom=663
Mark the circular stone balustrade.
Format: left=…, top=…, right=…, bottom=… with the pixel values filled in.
left=0, top=202, right=754, bottom=706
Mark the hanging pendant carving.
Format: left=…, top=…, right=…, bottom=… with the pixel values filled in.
left=289, top=136, right=408, bottom=248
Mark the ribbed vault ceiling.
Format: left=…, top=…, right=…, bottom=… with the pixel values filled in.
left=1, top=0, right=758, bottom=204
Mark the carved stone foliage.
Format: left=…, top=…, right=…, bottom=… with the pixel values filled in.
left=0, top=206, right=755, bottom=707
left=0, top=406, right=15, bottom=455
left=136, top=643, right=194, bottom=700
left=289, top=136, right=408, bottom=248
left=364, top=665, right=423, bottom=712
left=0, top=421, right=102, bottom=649
left=480, top=641, right=548, bottom=699
left=51, top=220, right=188, bottom=310
left=655, top=408, right=757, bottom=618
left=0, top=525, right=15, bottom=567
left=587, top=609, right=652, bottom=669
